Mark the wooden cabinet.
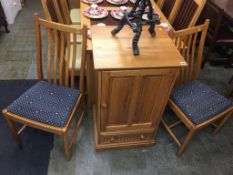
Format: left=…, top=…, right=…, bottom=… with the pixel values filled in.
left=94, top=69, right=178, bottom=149
left=91, top=26, right=186, bottom=150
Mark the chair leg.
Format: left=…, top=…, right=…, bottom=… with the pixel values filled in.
left=178, top=128, right=196, bottom=156
left=63, top=133, right=71, bottom=161
left=212, top=111, right=233, bottom=136
left=82, top=95, right=88, bottom=118
left=4, top=118, right=22, bottom=148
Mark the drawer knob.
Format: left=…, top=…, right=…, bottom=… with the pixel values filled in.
left=140, top=134, right=145, bottom=140
left=110, top=137, right=115, bottom=142
left=102, top=103, right=107, bottom=108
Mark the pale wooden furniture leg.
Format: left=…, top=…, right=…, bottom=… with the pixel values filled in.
left=4, top=117, right=22, bottom=147
left=178, top=128, right=196, bottom=156
left=212, top=111, right=233, bottom=136
left=63, top=133, right=71, bottom=160
left=86, top=52, right=94, bottom=107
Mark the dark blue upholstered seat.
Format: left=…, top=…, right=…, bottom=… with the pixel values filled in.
left=7, top=81, right=79, bottom=127
left=171, top=80, right=233, bottom=124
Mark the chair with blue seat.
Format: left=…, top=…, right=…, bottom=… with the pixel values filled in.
left=161, top=20, right=233, bottom=156
left=2, top=14, right=87, bottom=160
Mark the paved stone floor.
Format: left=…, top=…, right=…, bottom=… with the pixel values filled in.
left=0, top=1, right=233, bottom=175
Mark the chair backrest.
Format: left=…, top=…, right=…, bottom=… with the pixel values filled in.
left=58, top=0, right=73, bottom=24
left=41, top=0, right=57, bottom=21
left=172, top=0, right=206, bottom=30
left=170, top=20, right=209, bottom=86
left=66, top=0, right=71, bottom=10
left=155, top=0, right=166, bottom=9
left=41, top=0, right=72, bottom=24
left=161, top=0, right=176, bottom=18
left=34, top=13, right=87, bottom=92
left=199, top=1, right=224, bottom=42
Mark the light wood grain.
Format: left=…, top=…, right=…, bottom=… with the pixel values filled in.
left=91, top=25, right=185, bottom=150
left=162, top=20, right=233, bottom=156
left=2, top=14, right=88, bottom=161
left=91, top=26, right=186, bottom=70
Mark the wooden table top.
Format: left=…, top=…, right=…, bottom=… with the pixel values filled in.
left=91, top=26, right=186, bottom=70
left=80, top=1, right=173, bottom=51
left=81, top=1, right=173, bottom=27
left=209, top=0, right=233, bottom=21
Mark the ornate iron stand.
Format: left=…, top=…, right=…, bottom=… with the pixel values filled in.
left=111, top=0, right=160, bottom=55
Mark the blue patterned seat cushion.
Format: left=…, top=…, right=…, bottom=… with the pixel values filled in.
left=7, top=81, right=79, bottom=127
left=171, top=80, right=233, bottom=124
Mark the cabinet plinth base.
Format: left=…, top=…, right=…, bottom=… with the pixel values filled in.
left=93, top=107, right=155, bottom=150
left=95, top=138, right=156, bottom=151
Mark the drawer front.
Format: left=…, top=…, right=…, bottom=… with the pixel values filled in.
left=100, top=132, right=154, bottom=144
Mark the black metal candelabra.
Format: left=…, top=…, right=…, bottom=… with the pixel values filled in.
left=111, top=0, right=160, bottom=55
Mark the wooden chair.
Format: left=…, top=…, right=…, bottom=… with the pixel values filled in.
left=154, top=0, right=166, bottom=9
left=162, top=20, right=233, bottom=156
left=227, top=75, right=233, bottom=97
left=161, top=0, right=177, bottom=18
left=199, top=1, right=233, bottom=67
left=172, top=0, right=206, bottom=30
left=2, top=14, right=87, bottom=160
left=41, top=0, right=80, bottom=24
left=199, top=1, right=224, bottom=66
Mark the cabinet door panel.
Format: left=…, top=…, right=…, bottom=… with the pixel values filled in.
left=100, top=69, right=177, bottom=132
left=107, top=77, right=135, bottom=125
left=134, top=72, right=177, bottom=125
left=101, top=71, right=141, bottom=131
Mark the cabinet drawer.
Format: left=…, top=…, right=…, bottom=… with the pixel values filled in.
left=100, top=132, right=154, bottom=144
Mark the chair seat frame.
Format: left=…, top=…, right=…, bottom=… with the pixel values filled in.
left=162, top=99, right=233, bottom=156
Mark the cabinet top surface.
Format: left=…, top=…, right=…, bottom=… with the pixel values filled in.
left=91, top=26, right=186, bottom=70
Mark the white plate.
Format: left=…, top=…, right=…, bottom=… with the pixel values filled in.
left=82, top=0, right=104, bottom=4
left=142, top=12, right=160, bottom=21
left=111, top=8, right=133, bottom=20
left=111, top=9, right=124, bottom=20
left=106, top=0, right=128, bottom=5
left=83, top=7, right=109, bottom=19
left=129, top=0, right=136, bottom=3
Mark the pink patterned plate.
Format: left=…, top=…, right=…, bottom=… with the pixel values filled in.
left=83, top=7, right=108, bottom=19
left=106, top=0, right=128, bottom=5
left=111, top=9, right=124, bottom=20
left=82, top=0, right=103, bottom=4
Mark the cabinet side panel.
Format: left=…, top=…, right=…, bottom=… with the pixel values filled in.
left=133, top=75, right=163, bottom=123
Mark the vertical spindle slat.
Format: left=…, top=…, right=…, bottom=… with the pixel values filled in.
left=186, top=35, right=192, bottom=81
left=59, top=31, right=65, bottom=86
left=190, top=32, right=198, bottom=80
left=34, top=14, right=44, bottom=80
left=47, top=29, right=52, bottom=82
left=79, top=25, right=87, bottom=94
left=65, top=32, right=71, bottom=87
left=71, top=33, right=77, bottom=88
left=53, top=29, right=58, bottom=84
left=181, top=36, right=188, bottom=83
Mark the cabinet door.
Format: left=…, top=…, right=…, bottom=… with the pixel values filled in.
left=100, top=69, right=178, bottom=132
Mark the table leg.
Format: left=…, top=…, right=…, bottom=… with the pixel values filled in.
left=86, top=51, right=94, bottom=107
